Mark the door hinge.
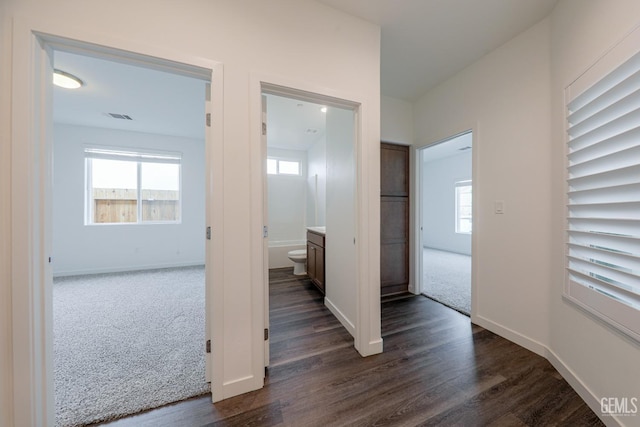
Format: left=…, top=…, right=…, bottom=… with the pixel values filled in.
left=206, top=226, right=211, bottom=240
left=262, top=122, right=267, bottom=136
left=263, top=225, right=268, bottom=238
left=206, top=339, right=211, bottom=353
left=264, top=328, right=269, bottom=341
left=206, top=113, right=211, bottom=127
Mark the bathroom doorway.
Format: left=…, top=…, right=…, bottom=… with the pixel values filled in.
left=260, top=86, right=358, bottom=367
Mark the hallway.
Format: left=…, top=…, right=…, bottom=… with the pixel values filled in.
left=101, top=268, right=601, bottom=426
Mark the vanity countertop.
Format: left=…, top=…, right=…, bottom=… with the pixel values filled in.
left=306, top=226, right=326, bottom=235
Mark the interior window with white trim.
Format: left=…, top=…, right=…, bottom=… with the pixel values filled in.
left=455, top=180, right=472, bottom=234
left=85, top=147, right=182, bottom=224
left=267, top=157, right=301, bottom=176
left=564, top=34, right=640, bottom=342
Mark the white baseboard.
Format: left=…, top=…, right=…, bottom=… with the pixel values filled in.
left=324, top=297, right=356, bottom=338
left=546, top=350, right=622, bottom=427
left=472, top=314, right=621, bottom=427
left=357, top=337, right=383, bottom=356
left=471, top=314, right=547, bottom=357
left=52, top=261, right=205, bottom=277
left=221, top=374, right=263, bottom=401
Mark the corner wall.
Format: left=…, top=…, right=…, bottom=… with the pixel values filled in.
left=413, top=17, right=552, bottom=350
left=414, top=2, right=640, bottom=424
left=381, top=95, right=413, bottom=144
left=307, top=136, right=327, bottom=227
left=0, top=0, right=14, bottom=423
left=549, top=1, right=640, bottom=424
left=53, top=124, right=205, bottom=276
left=422, top=151, right=472, bottom=255
left=267, top=147, right=308, bottom=245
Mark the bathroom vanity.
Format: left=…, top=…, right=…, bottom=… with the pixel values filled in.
left=306, top=227, right=325, bottom=294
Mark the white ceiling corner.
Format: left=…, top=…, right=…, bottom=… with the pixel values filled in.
left=317, top=0, right=559, bottom=101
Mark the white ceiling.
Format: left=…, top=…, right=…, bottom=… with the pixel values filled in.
left=318, top=0, right=558, bottom=101
left=266, top=94, right=327, bottom=151
left=422, top=132, right=472, bottom=162
left=53, top=51, right=207, bottom=140
left=53, top=1, right=559, bottom=147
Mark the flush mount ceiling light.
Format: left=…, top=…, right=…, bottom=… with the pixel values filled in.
left=53, top=69, right=84, bottom=89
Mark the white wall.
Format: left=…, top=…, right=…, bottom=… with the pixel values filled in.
left=52, top=124, right=205, bottom=276
left=414, top=2, right=640, bottom=424
left=267, top=147, right=308, bottom=269
left=267, top=147, right=307, bottom=243
left=381, top=95, right=414, bottom=144
left=306, top=135, right=326, bottom=227
left=413, top=17, right=552, bottom=351
left=0, top=0, right=13, bottom=421
left=2, top=0, right=381, bottom=422
left=325, top=106, right=357, bottom=335
left=422, top=150, right=472, bottom=255
left=549, top=1, right=640, bottom=423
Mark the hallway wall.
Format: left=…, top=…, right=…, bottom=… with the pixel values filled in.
left=1, top=0, right=381, bottom=422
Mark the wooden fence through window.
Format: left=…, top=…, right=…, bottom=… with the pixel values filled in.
left=93, top=188, right=179, bottom=223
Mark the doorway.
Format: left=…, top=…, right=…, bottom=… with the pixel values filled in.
left=418, top=132, right=473, bottom=315
left=10, top=32, right=221, bottom=425
left=260, top=86, right=358, bottom=366
left=51, top=49, right=211, bottom=425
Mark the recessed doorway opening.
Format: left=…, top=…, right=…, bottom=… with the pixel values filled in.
left=418, top=131, right=473, bottom=316
left=260, top=86, right=359, bottom=368
left=49, top=43, right=214, bottom=426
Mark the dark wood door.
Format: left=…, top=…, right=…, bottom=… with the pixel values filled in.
left=380, top=142, right=409, bottom=296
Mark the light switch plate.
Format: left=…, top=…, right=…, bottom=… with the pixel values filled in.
left=494, top=200, right=505, bottom=214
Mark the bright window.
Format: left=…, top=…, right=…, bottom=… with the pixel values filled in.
left=564, top=30, right=640, bottom=342
left=267, top=157, right=301, bottom=176
left=85, top=147, right=181, bottom=224
left=455, top=180, right=472, bottom=234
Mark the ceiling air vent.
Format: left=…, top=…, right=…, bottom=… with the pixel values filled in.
left=107, top=113, right=133, bottom=120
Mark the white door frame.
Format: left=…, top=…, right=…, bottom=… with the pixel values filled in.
left=250, top=75, right=383, bottom=362
left=414, top=127, right=478, bottom=319
left=10, top=20, right=224, bottom=426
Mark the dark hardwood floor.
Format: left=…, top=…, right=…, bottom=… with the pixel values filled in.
left=99, top=268, right=603, bottom=427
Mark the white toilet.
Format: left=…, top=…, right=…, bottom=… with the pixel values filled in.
left=287, top=249, right=307, bottom=275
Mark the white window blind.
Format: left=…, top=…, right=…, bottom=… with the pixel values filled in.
left=565, top=40, right=640, bottom=342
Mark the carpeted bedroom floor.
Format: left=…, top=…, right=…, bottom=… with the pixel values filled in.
left=53, top=265, right=209, bottom=427
left=422, top=247, right=471, bottom=315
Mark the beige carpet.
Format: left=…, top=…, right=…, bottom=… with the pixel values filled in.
left=53, top=266, right=209, bottom=427
left=422, top=248, right=471, bottom=315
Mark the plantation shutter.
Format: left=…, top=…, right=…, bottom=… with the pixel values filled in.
left=565, top=41, right=640, bottom=342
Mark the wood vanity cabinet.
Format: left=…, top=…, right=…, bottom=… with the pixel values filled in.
left=306, top=230, right=325, bottom=294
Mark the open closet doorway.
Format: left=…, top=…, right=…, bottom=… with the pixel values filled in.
left=260, top=87, right=358, bottom=368
left=418, top=132, right=473, bottom=315
left=51, top=47, right=213, bottom=425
